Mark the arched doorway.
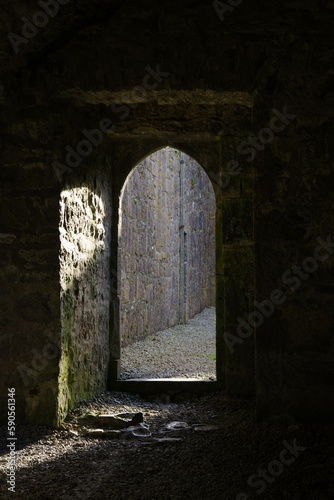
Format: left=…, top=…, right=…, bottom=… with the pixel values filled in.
left=117, top=147, right=216, bottom=380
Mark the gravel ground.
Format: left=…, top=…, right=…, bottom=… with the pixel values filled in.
left=120, top=307, right=216, bottom=380
left=0, top=391, right=333, bottom=500
left=1, top=307, right=333, bottom=499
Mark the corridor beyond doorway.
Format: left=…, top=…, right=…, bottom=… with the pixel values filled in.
left=118, top=147, right=216, bottom=349
left=117, top=147, right=217, bottom=382
left=120, top=307, right=216, bottom=380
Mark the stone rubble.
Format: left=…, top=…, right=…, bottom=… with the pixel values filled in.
left=0, top=391, right=333, bottom=499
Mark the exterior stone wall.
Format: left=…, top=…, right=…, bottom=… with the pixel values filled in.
left=119, top=148, right=216, bottom=347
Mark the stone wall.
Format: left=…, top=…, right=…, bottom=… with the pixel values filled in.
left=183, top=155, right=216, bottom=321
left=0, top=0, right=333, bottom=426
left=0, top=145, right=61, bottom=426
left=58, top=172, right=112, bottom=421
left=119, top=147, right=215, bottom=347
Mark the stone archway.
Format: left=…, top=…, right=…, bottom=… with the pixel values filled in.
left=108, top=138, right=255, bottom=395
left=117, top=146, right=216, bottom=379
left=55, top=133, right=255, bottom=421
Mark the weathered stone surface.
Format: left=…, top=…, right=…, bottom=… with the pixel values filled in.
left=77, top=411, right=144, bottom=430
left=122, top=424, right=152, bottom=439
left=166, top=421, right=191, bottom=431
left=82, top=429, right=121, bottom=439
left=97, top=412, right=143, bottom=428
left=56, top=172, right=112, bottom=422
left=192, top=425, right=220, bottom=431
left=119, top=147, right=216, bottom=346
left=152, top=437, right=183, bottom=444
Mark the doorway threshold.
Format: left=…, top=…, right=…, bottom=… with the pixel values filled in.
left=111, top=378, right=222, bottom=396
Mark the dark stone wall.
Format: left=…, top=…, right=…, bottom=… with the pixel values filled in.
left=0, top=0, right=333, bottom=425
left=119, top=147, right=215, bottom=347
left=254, top=105, right=334, bottom=421
left=0, top=134, right=61, bottom=425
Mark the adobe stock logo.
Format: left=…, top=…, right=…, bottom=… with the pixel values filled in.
left=236, top=439, right=306, bottom=499
left=224, top=236, right=334, bottom=354
left=16, top=341, right=59, bottom=386
left=52, top=65, right=169, bottom=183
left=8, top=0, right=71, bottom=55
left=207, top=107, right=296, bottom=196
left=213, top=0, right=243, bottom=23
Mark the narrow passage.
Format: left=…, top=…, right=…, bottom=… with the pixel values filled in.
left=120, top=307, right=216, bottom=380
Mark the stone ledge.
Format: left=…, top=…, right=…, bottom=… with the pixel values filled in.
left=111, top=378, right=223, bottom=395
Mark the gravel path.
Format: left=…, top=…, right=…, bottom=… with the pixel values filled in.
left=1, top=391, right=333, bottom=499
left=120, top=307, right=216, bottom=380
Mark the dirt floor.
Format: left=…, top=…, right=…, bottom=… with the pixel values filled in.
left=0, top=391, right=333, bottom=500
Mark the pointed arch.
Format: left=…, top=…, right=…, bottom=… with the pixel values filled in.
left=116, top=146, right=216, bottom=379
